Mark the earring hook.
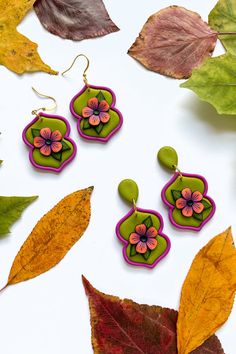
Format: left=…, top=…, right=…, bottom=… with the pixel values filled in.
left=61, top=54, right=90, bottom=88
left=31, top=87, right=57, bottom=116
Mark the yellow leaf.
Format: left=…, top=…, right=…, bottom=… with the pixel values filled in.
left=3, top=187, right=93, bottom=288
left=177, top=227, right=236, bottom=354
left=0, top=0, right=57, bottom=74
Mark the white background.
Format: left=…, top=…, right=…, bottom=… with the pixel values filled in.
left=0, top=0, right=236, bottom=353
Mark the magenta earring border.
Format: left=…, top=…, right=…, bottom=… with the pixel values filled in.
left=22, top=112, right=77, bottom=173
left=161, top=172, right=216, bottom=232
left=70, top=84, right=123, bottom=143
left=115, top=207, right=171, bottom=269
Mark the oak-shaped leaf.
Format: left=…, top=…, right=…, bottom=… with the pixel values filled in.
left=82, top=276, right=224, bottom=354
left=34, top=0, right=119, bottom=41
left=128, top=6, right=218, bottom=79
left=181, top=53, right=236, bottom=115
left=177, top=227, right=236, bottom=354
left=2, top=187, right=93, bottom=289
left=0, top=0, right=57, bottom=74
left=209, top=0, right=236, bottom=55
left=0, top=196, right=38, bottom=236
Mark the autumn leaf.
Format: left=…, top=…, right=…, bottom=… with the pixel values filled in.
left=177, top=227, right=236, bottom=354
left=34, top=0, right=119, bottom=41
left=0, top=196, right=38, bottom=236
left=0, top=0, right=57, bottom=74
left=181, top=53, right=236, bottom=115
left=209, top=0, right=236, bottom=55
left=1, top=187, right=93, bottom=289
left=128, top=6, right=218, bottom=79
left=82, top=276, right=224, bottom=354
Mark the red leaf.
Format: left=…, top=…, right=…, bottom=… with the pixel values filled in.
left=128, top=6, right=218, bottom=79
left=34, top=0, right=119, bottom=41
left=82, top=276, right=224, bottom=354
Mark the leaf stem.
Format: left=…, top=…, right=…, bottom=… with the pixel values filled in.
left=218, top=31, right=236, bottom=35
left=0, top=284, right=8, bottom=293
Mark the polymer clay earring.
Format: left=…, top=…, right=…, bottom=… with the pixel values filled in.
left=22, top=88, right=76, bottom=173
left=62, top=54, right=123, bottom=142
left=158, top=146, right=216, bottom=231
left=116, top=179, right=170, bottom=269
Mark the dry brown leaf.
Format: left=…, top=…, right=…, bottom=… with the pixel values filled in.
left=177, top=227, right=236, bottom=354
left=0, top=0, right=57, bottom=74
left=128, top=6, right=218, bottom=79
left=2, top=187, right=93, bottom=288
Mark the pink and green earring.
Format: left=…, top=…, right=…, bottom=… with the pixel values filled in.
left=158, top=146, right=216, bottom=231
left=22, top=88, right=76, bottom=173
left=62, top=54, right=123, bottom=143
left=116, top=179, right=170, bottom=269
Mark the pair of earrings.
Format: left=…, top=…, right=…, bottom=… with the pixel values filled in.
left=116, top=146, right=216, bottom=269
left=22, top=54, right=123, bottom=173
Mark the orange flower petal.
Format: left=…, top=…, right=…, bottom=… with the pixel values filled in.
left=192, top=191, right=203, bottom=202
left=89, top=115, right=100, bottom=126
left=182, top=206, right=193, bottom=217
left=147, top=238, right=158, bottom=250
left=182, top=188, right=192, bottom=200
left=193, top=202, right=204, bottom=214
left=100, top=112, right=110, bottom=123
left=40, top=145, right=51, bottom=156
left=136, top=241, right=147, bottom=254
left=135, top=224, right=146, bottom=236
left=146, top=226, right=158, bottom=238
left=87, top=97, right=98, bottom=110
left=34, top=137, right=45, bottom=148
left=82, top=107, right=93, bottom=118
left=99, top=100, right=109, bottom=112
left=51, top=130, right=62, bottom=142
left=129, top=233, right=140, bottom=244
left=40, top=127, right=51, bottom=140
left=51, top=141, right=62, bottom=153
left=176, top=198, right=187, bottom=209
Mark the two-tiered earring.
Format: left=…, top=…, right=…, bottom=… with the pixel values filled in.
left=116, top=179, right=171, bottom=269
left=62, top=54, right=123, bottom=143
left=22, top=88, right=76, bottom=173
left=158, top=146, right=216, bottom=231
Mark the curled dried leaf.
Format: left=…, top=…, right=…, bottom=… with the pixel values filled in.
left=0, top=0, right=57, bottom=74
left=128, top=6, right=218, bottom=79
left=82, top=276, right=224, bottom=354
left=4, top=187, right=93, bottom=288
left=34, top=0, right=119, bottom=41
left=177, top=227, right=236, bottom=354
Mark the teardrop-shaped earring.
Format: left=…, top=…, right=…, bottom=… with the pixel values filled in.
left=157, top=146, right=216, bottom=231
left=22, top=87, right=77, bottom=173
left=62, top=54, right=123, bottom=143
left=116, top=179, right=170, bottom=269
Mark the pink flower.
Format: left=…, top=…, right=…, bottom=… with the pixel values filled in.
left=82, top=97, right=110, bottom=126
left=33, top=128, right=62, bottom=156
left=129, top=224, right=158, bottom=254
left=176, top=188, right=204, bottom=217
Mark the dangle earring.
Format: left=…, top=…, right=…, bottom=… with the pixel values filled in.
left=22, top=87, right=77, bottom=173
left=116, top=179, right=170, bottom=269
left=157, top=146, right=216, bottom=231
left=62, top=54, right=123, bottom=143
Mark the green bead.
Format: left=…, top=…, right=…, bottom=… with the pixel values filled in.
left=118, top=179, right=139, bottom=204
left=157, top=146, right=178, bottom=171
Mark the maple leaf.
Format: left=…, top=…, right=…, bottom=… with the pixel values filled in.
left=128, top=6, right=218, bottom=79
left=177, top=227, right=236, bottom=354
left=34, top=0, right=119, bottom=41
left=181, top=53, right=236, bottom=115
left=0, top=0, right=57, bottom=74
left=82, top=276, right=224, bottom=354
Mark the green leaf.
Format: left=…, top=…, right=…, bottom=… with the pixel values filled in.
left=193, top=212, right=203, bottom=221
left=94, top=122, right=104, bottom=135
left=51, top=151, right=62, bottom=161
left=0, top=196, right=38, bottom=235
left=209, top=0, right=236, bottom=55
left=83, top=118, right=91, bottom=130
left=61, top=140, right=71, bottom=152
left=130, top=244, right=137, bottom=257
left=181, top=53, right=236, bottom=115
left=96, top=91, right=106, bottom=102
left=143, top=216, right=153, bottom=228
left=31, top=129, right=41, bottom=138
left=143, top=249, right=151, bottom=260
left=202, top=199, right=212, bottom=210
left=171, top=190, right=182, bottom=201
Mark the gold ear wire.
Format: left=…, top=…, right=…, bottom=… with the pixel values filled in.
left=31, top=87, right=57, bottom=116
left=61, top=54, right=90, bottom=89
